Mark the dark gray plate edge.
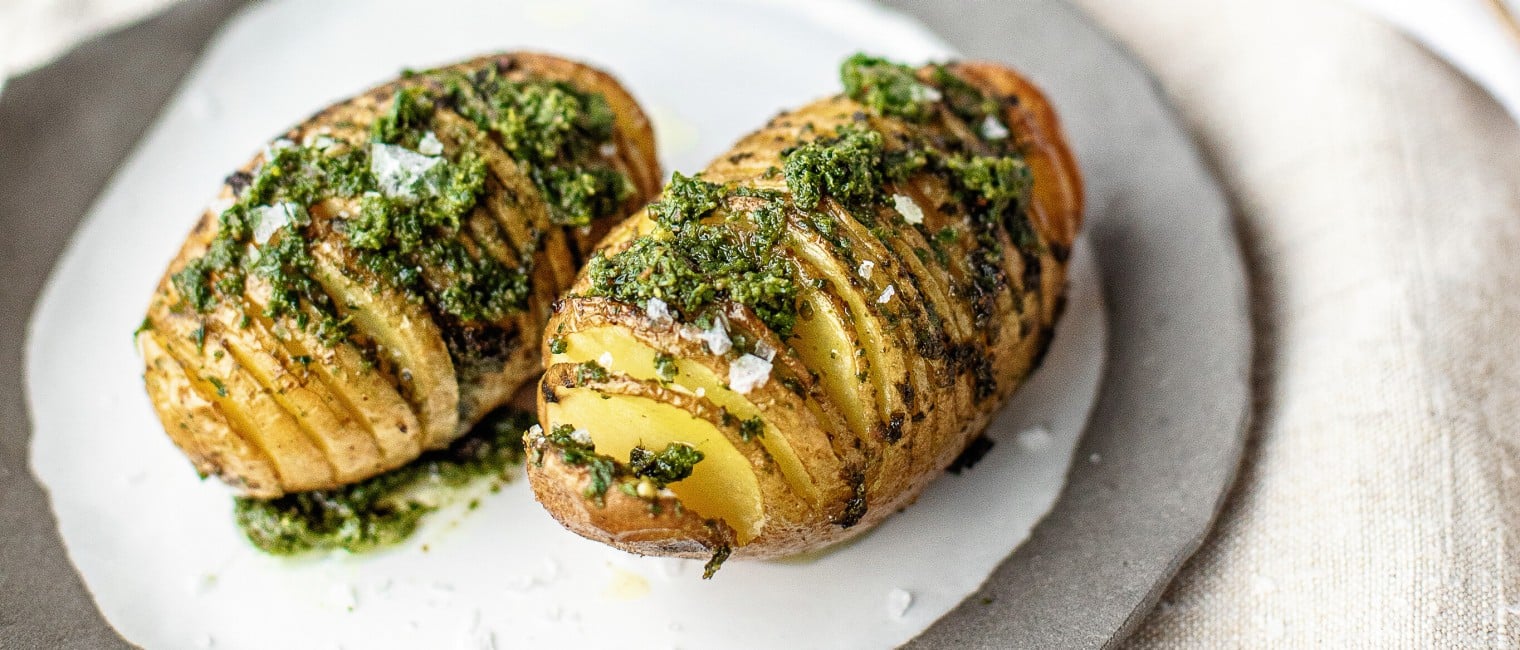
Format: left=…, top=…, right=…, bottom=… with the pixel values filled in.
left=882, top=1, right=1254, bottom=648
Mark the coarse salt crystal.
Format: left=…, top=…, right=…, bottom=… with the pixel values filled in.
left=263, top=138, right=295, bottom=161
left=371, top=142, right=441, bottom=199
left=1017, top=426, right=1052, bottom=451
left=251, top=202, right=301, bottom=245
left=599, top=142, right=617, bottom=158
left=980, top=115, right=1010, bottom=140
left=857, top=260, right=875, bottom=279
left=694, top=387, right=706, bottom=398
left=878, top=285, right=896, bottom=304
left=681, top=318, right=731, bottom=355
left=753, top=340, right=777, bottom=361
left=570, top=428, right=593, bottom=446
left=645, top=297, right=673, bottom=324
left=728, top=354, right=772, bottom=394
left=417, top=131, right=444, bottom=156
left=597, top=351, right=614, bottom=368
left=526, top=424, right=543, bottom=440
left=886, top=588, right=914, bottom=618
left=892, top=193, right=924, bottom=224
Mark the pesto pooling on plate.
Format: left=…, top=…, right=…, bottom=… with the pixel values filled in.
left=234, top=409, right=534, bottom=555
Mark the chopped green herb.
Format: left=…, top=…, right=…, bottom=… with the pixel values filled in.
left=586, top=174, right=800, bottom=337
left=546, top=423, right=618, bottom=503
left=653, top=353, right=679, bottom=381
left=575, top=360, right=609, bottom=384
left=703, top=543, right=731, bottom=579
left=739, top=417, right=765, bottom=442
left=841, top=53, right=938, bottom=122
left=628, top=442, right=704, bottom=486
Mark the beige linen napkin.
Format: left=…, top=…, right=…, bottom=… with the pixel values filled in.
left=1069, top=0, right=1520, bottom=645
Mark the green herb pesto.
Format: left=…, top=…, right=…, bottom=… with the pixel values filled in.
left=653, top=353, right=679, bottom=381
left=162, top=61, right=631, bottom=348
left=703, top=543, right=732, bottom=580
left=781, top=124, right=924, bottom=210
left=585, top=173, right=801, bottom=337
left=930, top=64, right=999, bottom=126
left=628, top=442, right=704, bottom=486
left=547, top=336, right=568, bottom=354
left=840, top=54, right=938, bottom=122
left=738, top=416, right=765, bottom=442
left=233, top=408, right=532, bottom=555
left=575, top=360, right=610, bottom=384
left=545, top=423, right=618, bottom=504
left=437, top=67, right=631, bottom=227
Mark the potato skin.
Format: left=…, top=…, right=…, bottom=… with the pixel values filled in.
left=531, top=61, right=1083, bottom=561
left=138, top=53, right=660, bottom=497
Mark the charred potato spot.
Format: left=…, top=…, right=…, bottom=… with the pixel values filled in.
left=530, top=55, right=1082, bottom=565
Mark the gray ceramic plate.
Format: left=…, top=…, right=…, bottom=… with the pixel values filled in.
left=0, top=0, right=1248, bottom=647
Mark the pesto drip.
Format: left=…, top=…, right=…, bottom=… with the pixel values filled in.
left=233, top=408, right=533, bottom=555
left=584, top=173, right=801, bottom=337
left=163, top=61, right=632, bottom=348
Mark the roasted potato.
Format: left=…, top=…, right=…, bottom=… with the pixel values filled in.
left=528, top=55, right=1082, bottom=571
left=138, top=53, right=660, bottom=497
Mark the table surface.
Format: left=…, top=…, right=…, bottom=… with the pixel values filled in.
left=0, top=1, right=1251, bottom=647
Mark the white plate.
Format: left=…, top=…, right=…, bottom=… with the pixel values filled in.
left=25, top=0, right=1106, bottom=648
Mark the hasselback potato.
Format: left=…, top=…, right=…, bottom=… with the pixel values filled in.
left=137, top=53, right=660, bottom=497
left=528, top=55, right=1083, bottom=572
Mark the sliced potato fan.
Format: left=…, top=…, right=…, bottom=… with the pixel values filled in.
left=528, top=55, right=1083, bottom=569
left=137, top=52, right=660, bottom=497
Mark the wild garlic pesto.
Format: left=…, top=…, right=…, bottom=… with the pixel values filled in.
left=233, top=409, right=533, bottom=555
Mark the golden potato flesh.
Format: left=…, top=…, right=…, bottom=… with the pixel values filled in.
left=137, top=52, right=661, bottom=497
left=528, top=56, right=1083, bottom=567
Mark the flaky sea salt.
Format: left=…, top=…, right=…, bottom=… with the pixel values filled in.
left=857, top=260, right=875, bottom=279
left=728, top=354, right=772, bottom=394
left=878, top=285, right=896, bottom=304
left=597, top=351, right=614, bottom=368
left=645, top=297, right=673, bottom=324
left=251, top=202, right=301, bottom=245
left=681, top=317, right=731, bottom=355
left=371, top=142, right=441, bottom=199
left=886, top=588, right=913, bottom=618
left=263, top=138, right=295, bottom=161
left=980, top=115, right=1010, bottom=140
left=892, top=193, right=925, bottom=224
left=570, top=428, right=593, bottom=446
left=417, top=131, right=444, bottom=156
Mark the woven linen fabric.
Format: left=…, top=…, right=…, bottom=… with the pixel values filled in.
left=1069, top=0, right=1520, bottom=645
